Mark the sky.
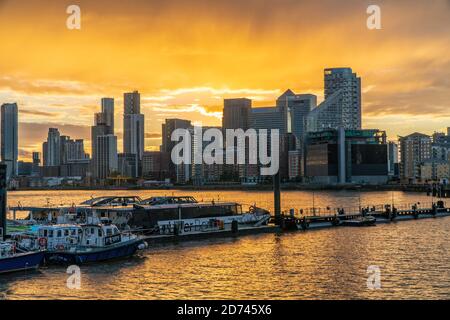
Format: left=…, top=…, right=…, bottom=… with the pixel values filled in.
left=0, top=0, right=449, bottom=161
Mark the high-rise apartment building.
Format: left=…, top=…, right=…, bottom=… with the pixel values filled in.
left=399, top=133, right=432, bottom=180
left=307, top=68, right=361, bottom=132
left=1, top=103, right=18, bottom=179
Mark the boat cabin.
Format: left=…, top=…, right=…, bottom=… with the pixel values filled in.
left=36, top=223, right=124, bottom=251
left=79, top=196, right=142, bottom=207
left=140, top=196, right=198, bottom=205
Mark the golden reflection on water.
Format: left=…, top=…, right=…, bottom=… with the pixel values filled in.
left=1, top=190, right=449, bottom=299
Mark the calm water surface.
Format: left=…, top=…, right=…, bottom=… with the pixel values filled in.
left=1, top=190, right=449, bottom=300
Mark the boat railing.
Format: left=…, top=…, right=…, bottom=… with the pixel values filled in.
left=284, top=200, right=446, bottom=218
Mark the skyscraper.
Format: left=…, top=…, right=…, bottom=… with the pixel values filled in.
left=324, top=67, right=361, bottom=129
left=1, top=103, right=18, bottom=179
left=101, top=97, right=115, bottom=133
left=307, top=68, right=361, bottom=132
left=124, top=91, right=140, bottom=114
left=222, top=98, right=251, bottom=130
left=276, top=90, right=317, bottom=148
left=43, top=128, right=61, bottom=166
left=161, top=119, right=192, bottom=153
left=96, top=134, right=118, bottom=179
left=123, top=91, right=144, bottom=177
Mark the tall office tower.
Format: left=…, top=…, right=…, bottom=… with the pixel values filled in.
left=123, top=91, right=144, bottom=177
left=101, top=97, right=115, bottom=133
left=1, top=103, right=18, bottom=179
left=399, top=132, right=432, bottom=180
left=388, top=141, right=399, bottom=177
left=447, top=127, right=450, bottom=136
left=323, top=67, right=361, bottom=129
left=124, top=91, right=140, bottom=114
left=276, top=90, right=317, bottom=148
left=161, top=119, right=192, bottom=153
left=32, top=152, right=40, bottom=176
left=161, top=119, right=192, bottom=181
left=96, top=134, right=118, bottom=180
left=43, top=128, right=61, bottom=166
left=222, top=98, right=251, bottom=130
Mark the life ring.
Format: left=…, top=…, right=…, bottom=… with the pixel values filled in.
left=38, top=237, right=47, bottom=247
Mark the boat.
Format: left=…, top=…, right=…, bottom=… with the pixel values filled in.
left=0, top=241, right=46, bottom=274
left=125, top=197, right=271, bottom=236
left=15, top=219, right=147, bottom=265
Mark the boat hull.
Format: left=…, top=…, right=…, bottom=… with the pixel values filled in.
left=0, top=251, right=46, bottom=274
left=45, top=239, right=144, bottom=265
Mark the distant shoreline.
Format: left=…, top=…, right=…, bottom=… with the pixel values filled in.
left=8, top=184, right=429, bottom=193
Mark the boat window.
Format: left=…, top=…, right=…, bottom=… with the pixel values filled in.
left=57, top=230, right=62, bottom=238
left=90, top=228, right=95, bottom=234
left=43, top=229, right=47, bottom=237
left=106, top=228, right=112, bottom=236
left=71, top=230, right=76, bottom=236
left=48, top=230, right=53, bottom=238
left=98, top=229, right=102, bottom=237
left=64, top=229, right=69, bottom=236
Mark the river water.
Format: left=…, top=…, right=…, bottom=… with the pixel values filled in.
left=1, top=189, right=449, bottom=300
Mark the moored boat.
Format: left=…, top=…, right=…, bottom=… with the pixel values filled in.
left=15, top=220, right=147, bottom=265
left=0, top=241, right=46, bottom=274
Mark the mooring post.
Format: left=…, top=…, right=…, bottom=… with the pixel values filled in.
left=0, top=164, right=7, bottom=241
left=274, top=172, right=281, bottom=225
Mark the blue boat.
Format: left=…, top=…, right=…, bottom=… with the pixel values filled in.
left=18, top=222, right=147, bottom=265
left=0, top=242, right=45, bottom=274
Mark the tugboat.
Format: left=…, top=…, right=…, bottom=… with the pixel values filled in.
left=16, top=219, right=147, bottom=265
left=0, top=241, right=45, bottom=274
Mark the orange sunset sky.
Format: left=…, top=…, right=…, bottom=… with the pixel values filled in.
left=0, top=0, right=449, bottom=161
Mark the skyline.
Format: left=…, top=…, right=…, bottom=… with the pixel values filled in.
left=1, top=0, right=449, bottom=161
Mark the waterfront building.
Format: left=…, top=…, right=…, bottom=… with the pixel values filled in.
left=222, top=98, right=251, bottom=130
left=388, top=141, right=399, bottom=178
left=142, top=151, right=170, bottom=180
left=420, top=160, right=449, bottom=182
left=1, top=103, right=18, bottom=179
left=118, top=153, right=138, bottom=178
left=60, top=136, right=88, bottom=164
left=161, top=118, right=192, bottom=181
left=96, top=134, right=118, bottom=180
left=43, top=128, right=61, bottom=166
left=288, top=150, right=303, bottom=180
left=305, top=129, right=388, bottom=184
left=399, top=133, right=432, bottom=181
left=123, top=91, right=144, bottom=177
left=101, top=97, right=115, bottom=133
left=276, top=90, right=317, bottom=148
left=32, top=152, right=40, bottom=176
left=307, top=68, right=361, bottom=132
left=17, top=161, right=33, bottom=176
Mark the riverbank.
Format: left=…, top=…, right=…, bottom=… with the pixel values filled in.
left=9, top=183, right=430, bottom=193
